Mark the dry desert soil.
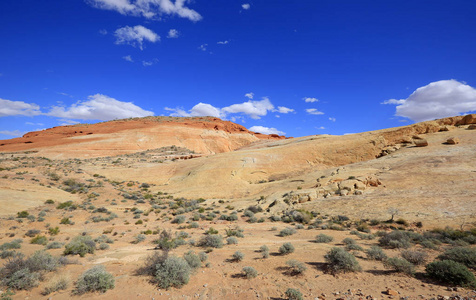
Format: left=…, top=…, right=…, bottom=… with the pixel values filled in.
left=0, top=115, right=475, bottom=300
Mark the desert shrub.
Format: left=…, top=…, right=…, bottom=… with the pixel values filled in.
left=48, top=227, right=60, bottom=235
left=64, top=236, right=95, bottom=257
left=279, top=243, right=295, bottom=255
left=426, top=260, right=476, bottom=287
left=60, top=217, right=72, bottom=225
left=247, top=205, right=263, bottom=213
left=401, top=250, right=428, bottom=265
left=357, top=233, right=375, bottom=240
left=153, top=231, right=182, bottom=251
left=225, top=227, right=244, bottom=238
left=324, top=247, right=361, bottom=273
left=232, top=251, right=244, bottom=262
left=42, top=275, right=69, bottom=295
left=242, top=266, right=258, bottom=279
left=437, top=247, right=476, bottom=269
left=356, top=223, right=370, bottom=233
left=198, top=251, right=208, bottom=262
left=366, top=246, right=387, bottom=261
left=227, top=237, right=238, bottom=245
left=1, top=250, right=20, bottom=259
left=154, top=256, right=191, bottom=289
left=421, top=239, right=439, bottom=250
left=132, top=234, right=146, bottom=244
left=0, top=251, right=59, bottom=290
left=270, top=215, right=281, bottom=222
left=30, top=235, right=48, bottom=246
left=17, top=211, right=29, bottom=218
left=259, top=245, right=270, bottom=259
left=379, top=230, right=412, bottom=249
left=74, top=265, right=115, bottom=294
left=243, top=210, right=254, bottom=218
left=342, top=238, right=357, bottom=245
left=286, top=259, right=307, bottom=275
left=345, top=244, right=364, bottom=251
left=45, top=199, right=55, bottom=204
left=94, top=235, right=114, bottom=244
left=384, top=257, right=415, bottom=275
left=25, top=229, right=41, bottom=238
left=198, top=234, right=223, bottom=248
left=99, top=243, right=110, bottom=250
left=0, top=240, right=22, bottom=251
left=190, top=222, right=199, bottom=228
left=183, top=251, right=201, bottom=270
left=280, top=227, right=297, bottom=237
left=205, top=227, right=219, bottom=235
left=285, top=288, right=303, bottom=300
left=46, top=241, right=63, bottom=249
left=172, top=215, right=186, bottom=224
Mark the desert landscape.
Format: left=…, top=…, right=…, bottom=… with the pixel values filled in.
left=0, top=115, right=475, bottom=299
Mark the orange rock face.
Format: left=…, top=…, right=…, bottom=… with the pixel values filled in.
left=0, top=116, right=285, bottom=158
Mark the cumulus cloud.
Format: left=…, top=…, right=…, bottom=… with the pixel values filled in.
left=167, top=29, right=179, bottom=38
left=114, top=25, right=159, bottom=50
left=303, top=97, right=318, bottom=103
left=47, top=94, right=154, bottom=121
left=87, top=0, right=202, bottom=21
left=122, top=55, right=134, bottom=62
left=198, top=44, right=207, bottom=51
left=306, top=108, right=324, bottom=115
left=165, top=103, right=224, bottom=118
left=249, top=126, right=285, bottom=136
left=275, top=106, right=294, bottom=114
left=328, top=117, right=336, bottom=122
left=0, top=98, right=41, bottom=117
left=242, top=3, right=250, bottom=10
left=0, top=130, right=23, bottom=137
left=382, top=79, right=476, bottom=122
left=217, top=40, right=229, bottom=44
left=222, top=98, right=274, bottom=119
left=244, top=92, right=254, bottom=99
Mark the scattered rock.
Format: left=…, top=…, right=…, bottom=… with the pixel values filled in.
left=468, top=124, right=476, bottom=130
left=414, top=139, right=428, bottom=147
left=385, top=289, right=399, bottom=296
left=446, top=137, right=460, bottom=145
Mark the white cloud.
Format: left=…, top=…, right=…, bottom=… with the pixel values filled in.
left=123, top=55, right=134, bottom=62
left=142, top=58, right=159, bottom=66
left=57, top=92, right=73, bottom=97
left=25, top=122, right=44, bottom=126
left=167, top=29, right=179, bottom=38
left=316, top=126, right=325, bottom=130
left=303, top=97, right=318, bottom=103
left=328, top=117, right=336, bottom=122
left=47, top=94, right=154, bottom=121
left=99, top=29, right=108, bottom=35
left=222, top=98, right=274, bottom=119
left=0, top=130, right=23, bottom=137
left=114, top=25, right=159, bottom=50
left=306, top=108, right=324, bottom=115
left=164, top=107, right=189, bottom=117
left=382, top=79, right=476, bottom=122
left=244, top=92, right=254, bottom=99
left=217, top=40, right=229, bottom=45
left=275, top=106, right=294, bottom=114
left=242, top=3, right=250, bottom=10
left=249, top=126, right=285, bottom=136
left=87, top=0, right=202, bottom=21
left=0, top=98, right=41, bottom=117
left=166, top=103, right=223, bottom=118
left=198, top=44, right=207, bottom=51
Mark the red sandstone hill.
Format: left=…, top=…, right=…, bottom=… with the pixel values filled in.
left=0, top=116, right=285, bottom=159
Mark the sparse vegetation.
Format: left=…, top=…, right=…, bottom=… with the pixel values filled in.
left=64, top=236, right=95, bottom=257
left=315, top=233, right=334, bottom=243
left=426, top=260, right=476, bottom=287
left=325, top=247, right=361, bottom=273
left=366, top=246, right=387, bottom=261
left=437, top=247, right=476, bottom=269
left=74, top=265, right=115, bottom=294
left=242, top=266, right=258, bottom=279
left=384, top=257, right=415, bottom=275
left=279, top=242, right=295, bottom=255
left=198, top=234, right=223, bottom=248
left=285, top=288, right=303, bottom=300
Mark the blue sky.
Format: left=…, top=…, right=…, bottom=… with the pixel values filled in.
left=1, top=0, right=476, bottom=140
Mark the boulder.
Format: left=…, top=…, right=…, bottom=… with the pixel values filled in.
left=446, top=137, right=459, bottom=145
left=457, top=114, right=476, bottom=125
left=439, top=125, right=452, bottom=131
left=338, top=180, right=359, bottom=191
left=414, top=139, right=428, bottom=147
left=468, top=124, right=476, bottom=130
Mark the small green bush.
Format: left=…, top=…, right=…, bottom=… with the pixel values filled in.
left=426, top=260, right=476, bottom=287
left=315, top=234, right=334, bottom=243
left=242, top=266, right=258, bottom=279
left=0, top=239, right=22, bottom=250
left=286, top=259, right=307, bottom=275
left=379, top=230, right=412, bottom=249
left=366, top=246, right=387, bottom=261
left=198, top=251, right=208, bottom=262
left=46, top=241, right=63, bottom=249
left=401, top=250, right=428, bottom=265
left=172, top=215, right=186, bottom=224
left=384, top=257, right=415, bottom=275
left=74, top=265, right=115, bottom=294
left=198, top=234, right=223, bottom=248
left=279, top=227, right=297, bottom=237
left=48, top=227, right=60, bottom=235
left=64, top=236, right=95, bottom=257
left=285, top=288, right=303, bottom=300
left=2, top=268, right=40, bottom=290
left=437, top=247, right=476, bottom=269
left=232, top=251, right=244, bottom=262
left=132, top=234, right=146, bottom=244
left=154, top=256, right=191, bottom=289
left=42, top=275, right=69, bottom=295
left=25, top=229, right=41, bottom=238
left=227, top=237, right=238, bottom=245
left=324, top=247, right=361, bottom=273
left=30, top=235, right=48, bottom=246
left=279, top=243, right=295, bottom=255
left=183, top=251, right=201, bottom=270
